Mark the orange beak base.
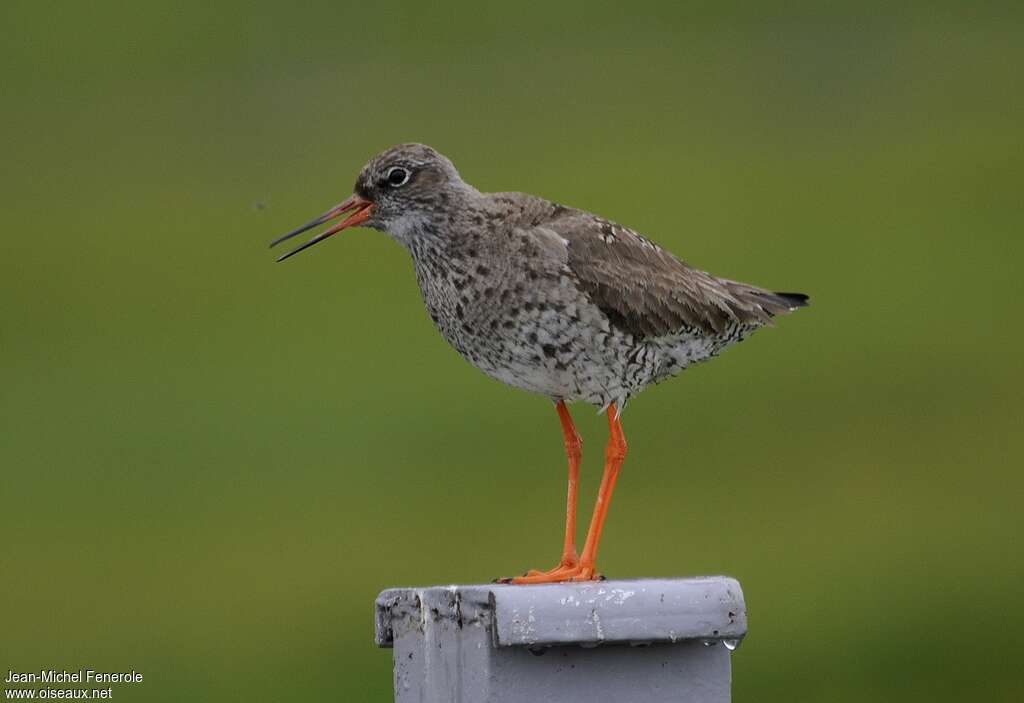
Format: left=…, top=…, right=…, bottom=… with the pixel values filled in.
left=270, top=194, right=374, bottom=262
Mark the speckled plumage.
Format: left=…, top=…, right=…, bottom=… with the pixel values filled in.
left=336, top=143, right=807, bottom=410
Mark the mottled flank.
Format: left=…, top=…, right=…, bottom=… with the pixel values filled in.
left=313, top=143, right=808, bottom=410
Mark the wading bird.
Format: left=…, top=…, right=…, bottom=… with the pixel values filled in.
left=272, top=144, right=807, bottom=583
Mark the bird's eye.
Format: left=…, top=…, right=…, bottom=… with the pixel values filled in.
left=385, top=167, right=410, bottom=187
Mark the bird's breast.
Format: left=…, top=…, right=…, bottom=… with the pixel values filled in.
left=409, top=243, right=626, bottom=401
left=413, top=252, right=510, bottom=353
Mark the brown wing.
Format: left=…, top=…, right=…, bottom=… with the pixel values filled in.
left=555, top=213, right=802, bottom=338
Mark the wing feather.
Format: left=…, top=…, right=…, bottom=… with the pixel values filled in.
left=544, top=214, right=798, bottom=338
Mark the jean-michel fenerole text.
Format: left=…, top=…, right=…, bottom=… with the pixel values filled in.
left=5, top=670, right=143, bottom=684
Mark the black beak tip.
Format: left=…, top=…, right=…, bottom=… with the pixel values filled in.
left=269, top=213, right=331, bottom=250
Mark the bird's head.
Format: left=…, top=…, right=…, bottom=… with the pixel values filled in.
left=271, top=143, right=471, bottom=261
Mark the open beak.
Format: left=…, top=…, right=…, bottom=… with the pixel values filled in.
left=270, top=194, right=374, bottom=262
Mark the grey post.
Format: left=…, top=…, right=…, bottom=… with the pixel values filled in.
left=375, top=576, right=747, bottom=702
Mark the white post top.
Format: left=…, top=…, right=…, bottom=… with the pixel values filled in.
left=376, top=576, right=747, bottom=649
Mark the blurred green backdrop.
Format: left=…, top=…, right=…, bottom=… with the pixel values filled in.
left=2, top=1, right=1022, bottom=701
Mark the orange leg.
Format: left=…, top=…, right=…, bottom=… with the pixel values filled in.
left=526, top=401, right=582, bottom=575
left=577, top=404, right=627, bottom=576
left=556, top=400, right=583, bottom=568
left=508, top=403, right=627, bottom=584
left=498, top=401, right=582, bottom=583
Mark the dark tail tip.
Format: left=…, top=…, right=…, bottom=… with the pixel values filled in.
left=774, top=292, right=810, bottom=309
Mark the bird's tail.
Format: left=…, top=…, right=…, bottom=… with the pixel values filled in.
left=772, top=292, right=810, bottom=310
left=719, top=280, right=810, bottom=322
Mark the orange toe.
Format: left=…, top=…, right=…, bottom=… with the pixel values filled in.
left=505, top=563, right=598, bottom=584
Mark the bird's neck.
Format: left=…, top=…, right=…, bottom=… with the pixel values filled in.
left=388, top=185, right=483, bottom=255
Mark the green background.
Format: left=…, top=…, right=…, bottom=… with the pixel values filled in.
left=3, top=2, right=1022, bottom=700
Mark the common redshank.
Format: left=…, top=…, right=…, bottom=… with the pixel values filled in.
left=271, top=143, right=808, bottom=583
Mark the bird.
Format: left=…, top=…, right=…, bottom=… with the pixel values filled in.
left=271, top=143, right=808, bottom=583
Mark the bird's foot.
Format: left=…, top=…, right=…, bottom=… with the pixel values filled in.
left=495, top=559, right=604, bottom=584
left=523, top=554, right=579, bottom=578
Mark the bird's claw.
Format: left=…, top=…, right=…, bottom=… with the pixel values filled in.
left=494, top=563, right=603, bottom=584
